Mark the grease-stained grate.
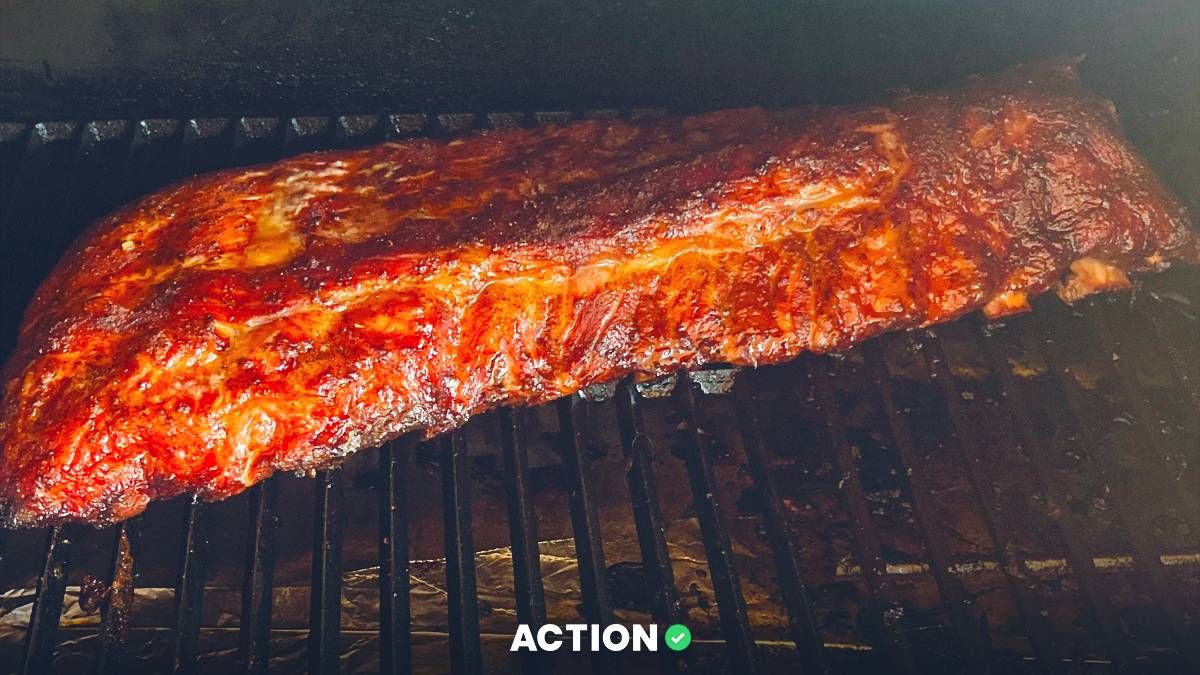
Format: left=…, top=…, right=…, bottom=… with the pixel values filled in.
left=0, top=111, right=1196, bottom=675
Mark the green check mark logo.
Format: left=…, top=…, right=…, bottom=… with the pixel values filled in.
left=664, top=624, right=691, bottom=651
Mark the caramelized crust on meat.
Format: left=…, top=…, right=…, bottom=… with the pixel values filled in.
left=1, top=60, right=1196, bottom=526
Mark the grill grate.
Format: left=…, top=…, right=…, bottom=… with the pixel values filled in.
left=310, top=468, right=346, bottom=675
left=675, top=378, right=760, bottom=674
left=1031, top=311, right=1200, bottom=667
left=171, top=501, right=207, bottom=674
left=499, top=410, right=550, bottom=675
left=239, top=479, right=278, bottom=675
left=378, top=437, right=413, bottom=675
left=613, top=383, right=686, bottom=675
left=920, top=334, right=1066, bottom=673
left=0, top=110, right=1197, bottom=674
left=20, top=526, right=70, bottom=674
left=557, top=396, right=619, bottom=674
left=809, top=359, right=922, bottom=674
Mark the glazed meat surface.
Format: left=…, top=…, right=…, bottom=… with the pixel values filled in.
left=1, top=61, right=1196, bottom=526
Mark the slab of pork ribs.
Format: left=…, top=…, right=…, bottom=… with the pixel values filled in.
left=1, top=60, right=1195, bottom=526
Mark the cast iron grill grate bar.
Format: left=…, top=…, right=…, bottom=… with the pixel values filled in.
left=95, top=519, right=142, bottom=675
left=860, top=341, right=995, bottom=674
left=613, top=381, right=684, bottom=675
left=19, top=526, right=71, bottom=675
left=442, top=431, right=484, bottom=675
left=499, top=408, right=551, bottom=675
left=171, top=501, right=209, bottom=675
left=674, top=373, right=760, bottom=675
left=556, top=395, right=618, bottom=675
left=239, top=480, right=279, bottom=675
left=379, top=437, right=414, bottom=675
left=1033, top=308, right=1200, bottom=671
left=962, top=320, right=1143, bottom=670
left=806, top=359, right=920, bottom=674
left=921, top=334, right=1066, bottom=675
left=613, top=382, right=679, bottom=625
left=309, top=469, right=345, bottom=675
left=729, top=374, right=831, bottom=675
left=1087, top=307, right=1200, bottom=528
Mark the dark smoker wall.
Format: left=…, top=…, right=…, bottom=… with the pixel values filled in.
left=0, top=0, right=1196, bottom=212
left=1, top=1, right=1197, bottom=206
left=0, top=3, right=1196, bottom=166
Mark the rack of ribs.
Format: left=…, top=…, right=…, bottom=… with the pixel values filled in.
left=1, top=60, right=1196, bottom=526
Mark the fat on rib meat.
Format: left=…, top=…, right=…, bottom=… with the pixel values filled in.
left=1, top=60, right=1196, bottom=526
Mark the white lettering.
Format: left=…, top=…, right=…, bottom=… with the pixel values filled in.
left=602, top=624, right=630, bottom=651
left=537, top=624, right=563, bottom=651
left=515, top=623, right=661, bottom=652
left=511, top=624, right=537, bottom=652
left=631, top=624, right=656, bottom=652
left=565, top=624, right=586, bottom=652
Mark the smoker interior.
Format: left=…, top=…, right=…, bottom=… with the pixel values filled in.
left=1, top=3, right=1199, bottom=675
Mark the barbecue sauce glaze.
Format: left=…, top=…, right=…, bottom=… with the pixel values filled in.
left=1, top=60, right=1195, bottom=526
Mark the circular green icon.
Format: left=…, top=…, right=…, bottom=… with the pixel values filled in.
left=664, top=623, right=692, bottom=651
